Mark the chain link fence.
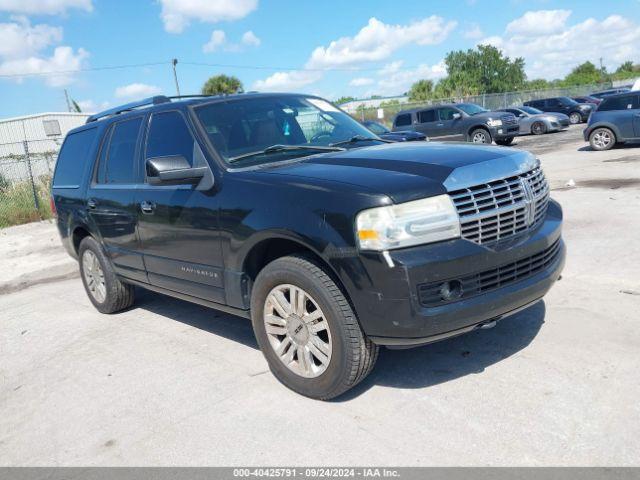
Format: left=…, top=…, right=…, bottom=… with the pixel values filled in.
left=351, top=82, right=608, bottom=125
left=0, top=139, right=60, bottom=228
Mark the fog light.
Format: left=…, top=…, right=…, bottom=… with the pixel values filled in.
left=498, top=129, right=503, bottom=134
left=439, top=280, right=463, bottom=301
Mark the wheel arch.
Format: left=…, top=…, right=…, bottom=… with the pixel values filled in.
left=466, top=124, right=491, bottom=141
left=587, top=122, right=622, bottom=141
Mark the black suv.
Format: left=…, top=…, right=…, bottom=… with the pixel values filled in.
left=524, top=97, right=593, bottom=124
left=52, top=93, right=565, bottom=399
left=392, top=103, right=520, bottom=145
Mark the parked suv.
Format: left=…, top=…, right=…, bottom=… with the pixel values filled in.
left=392, top=103, right=519, bottom=145
left=52, top=93, right=565, bottom=400
left=584, top=91, right=640, bottom=150
left=524, top=97, right=593, bottom=124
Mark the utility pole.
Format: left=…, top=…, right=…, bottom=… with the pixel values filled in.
left=64, top=89, right=72, bottom=112
left=172, top=59, right=181, bottom=96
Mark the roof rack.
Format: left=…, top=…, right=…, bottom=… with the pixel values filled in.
left=86, top=95, right=171, bottom=123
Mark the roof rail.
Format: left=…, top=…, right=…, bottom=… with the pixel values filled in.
left=86, top=95, right=171, bottom=123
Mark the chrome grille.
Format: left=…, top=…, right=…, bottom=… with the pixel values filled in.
left=502, top=114, right=518, bottom=125
left=449, top=167, right=550, bottom=245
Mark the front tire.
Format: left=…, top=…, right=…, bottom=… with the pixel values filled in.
left=495, top=137, right=515, bottom=146
left=470, top=128, right=492, bottom=144
left=569, top=112, right=582, bottom=124
left=250, top=254, right=378, bottom=400
left=589, top=127, right=615, bottom=151
left=78, top=236, right=135, bottom=314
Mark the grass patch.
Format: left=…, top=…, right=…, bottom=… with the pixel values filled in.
left=0, top=175, right=53, bottom=228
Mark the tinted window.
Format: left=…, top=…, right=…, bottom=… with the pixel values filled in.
left=395, top=113, right=412, bottom=127
left=437, top=107, right=458, bottom=120
left=417, top=110, right=436, bottom=123
left=527, top=100, right=542, bottom=108
left=366, top=122, right=387, bottom=134
left=96, top=117, right=142, bottom=184
left=53, top=128, right=97, bottom=187
left=599, top=95, right=638, bottom=112
left=146, top=111, right=195, bottom=166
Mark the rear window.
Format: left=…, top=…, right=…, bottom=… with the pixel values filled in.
left=395, top=113, right=412, bottom=127
left=417, top=110, right=436, bottom=123
left=53, top=128, right=97, bottom=188
left=598, top=95, right=638, bottom=112
left=96, top=117, right=143, bottom=184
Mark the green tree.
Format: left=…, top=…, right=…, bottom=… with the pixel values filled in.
left=202, top=74, right=244, bottom=95
left=441, top=44, right=526, bottom=95
left=611, top=61, right=640, bottom=81
left=524, top=78, right=551, bottom=90
left=334, top=96, right=355, bottom=105
left=408, top=79, right=434, bottom=102
left=562, top=61, right=607, bottom=86
left=71, top=99, right=82, bottom=113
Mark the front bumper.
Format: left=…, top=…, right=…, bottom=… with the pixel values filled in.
left=491, top=124, right=520, bottom=139
left=348, top=200, right=565, bottom=347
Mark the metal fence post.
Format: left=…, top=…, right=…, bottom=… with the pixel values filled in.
left=22, top=140, right=41, bottom=217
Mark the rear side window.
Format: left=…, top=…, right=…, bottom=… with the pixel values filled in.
left=96, top=117, right=143, bottom=184
left=598, top=95, right=638, bottom=112
left=146, top=111, right=195, bottom=166
left=53, top=128, right=97, bottom=188
left=395, top=113, right=412, bottom=127
left=417, top=110, right=436, bottom=123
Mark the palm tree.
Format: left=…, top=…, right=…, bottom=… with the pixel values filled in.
left=202, top=74, right=244, bottom=95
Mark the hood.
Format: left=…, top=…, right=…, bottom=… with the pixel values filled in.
left=261, top=142, right=538, bottom=204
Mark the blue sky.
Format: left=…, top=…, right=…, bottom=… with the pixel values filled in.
left=0, top=0, right=639, bottom=118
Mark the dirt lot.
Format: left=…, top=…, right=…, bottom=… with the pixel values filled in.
left=1, top=125, right=639, bottom=466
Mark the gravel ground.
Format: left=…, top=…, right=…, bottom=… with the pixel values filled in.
left=1, top=125, right=639, bottom=466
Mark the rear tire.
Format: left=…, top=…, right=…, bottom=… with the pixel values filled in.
left=569, top=112, right=582, bottom=124
left=250, top=254, right=378, bottom=400
left=78, top=236, right=135, bottom=314
left=589, top=127, right=615, bottom=151
left=470, top=128, right=492, bottom=144
left=531, top=121, right=547, bottom=135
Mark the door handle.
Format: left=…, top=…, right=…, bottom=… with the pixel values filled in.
left=87, top=199, right=97, bottom=209
left=140, top=201, right=156, bottom=214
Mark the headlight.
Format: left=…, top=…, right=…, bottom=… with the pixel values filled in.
left=487, top=118, right=503, bottom=127
left=355, top=195, right=461, bottom=251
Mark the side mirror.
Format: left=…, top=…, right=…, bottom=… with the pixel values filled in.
left=519, top=113, right=526, bottom=118
left=452, top=113, right=462, bottom=120
left=146, top=155, right=207, bottom=186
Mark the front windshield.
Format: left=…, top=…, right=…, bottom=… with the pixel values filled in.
left=194, top=95, right=380, bottom=165
left=521, top=106, right=543, bottom=114
left=456, top=103, right=488, bottom=116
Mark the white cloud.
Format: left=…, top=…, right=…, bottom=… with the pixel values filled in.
left=159, top=0, right=258, bottom=33
left=488, top=12, right=640, bottom=79
left=307, top=16, right=457, bottom=69
left=77, top=99, right=109, bottom=112
left=374, top=61, right=447, bottom=96
left=506, top=9, right=571, bottom=36
left=349, top=77, right=374, bottom=87
left=253, top=15, right=456, bottom=92
left=0, top=0, right=92, bottom=15
left=463, top=23, right=484, bottom=40
left=252, top=70, right=321, bottom=92
left=241, top=30, right=260, bottom=47
left=0, top=45, right=89, bottom=86
left=0, top=17, right=62, bottom=59
left=202, top=30, right=227, bottom=53
left=114, top=83, right=162, bottom=99
left=378, top=60, right=403, bottom=76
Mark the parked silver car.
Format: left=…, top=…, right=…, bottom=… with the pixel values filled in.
left=497, top=106, right=570, bottom=135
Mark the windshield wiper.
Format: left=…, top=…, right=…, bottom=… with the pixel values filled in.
left=228, top=144, right=345, bottom=163
left=329, top=135, right=393, bottom=147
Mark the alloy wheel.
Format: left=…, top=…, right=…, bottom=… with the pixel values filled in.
left=569, top=113, right=581, bottom=124
left=592, top=130, right=612, bottom=150
left=82, top=250, right=106, bottom=303
left=472, top=131, right=489, bottom=143
left=263, top=284, right=332, bottom=378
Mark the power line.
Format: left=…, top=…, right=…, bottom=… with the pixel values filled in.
left=0, top=59, right=425, bottom=79
left=0, top=60, right=172, bottom=79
